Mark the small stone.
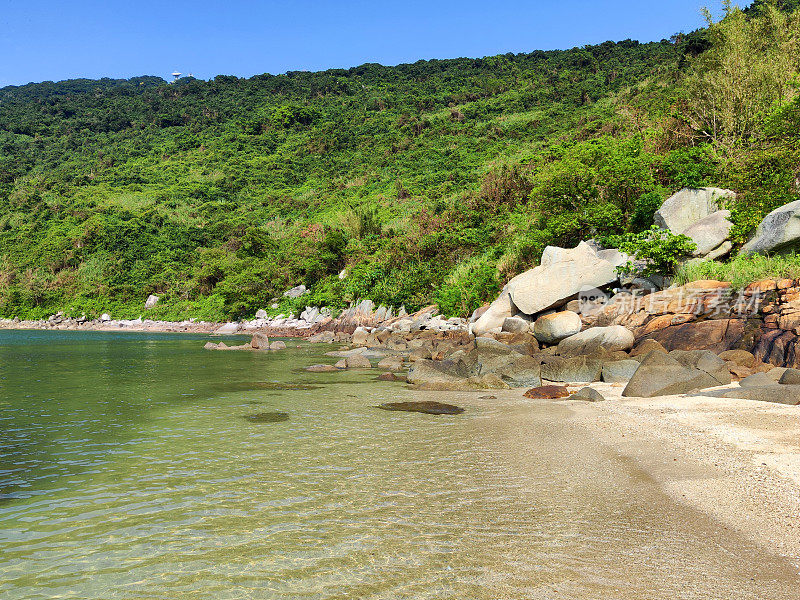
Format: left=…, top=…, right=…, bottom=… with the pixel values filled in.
left=377, top=372, right=399, bottom=381
left=570, top=387, right=606, bottom=402
left=306, top=364, right=339, bottom=372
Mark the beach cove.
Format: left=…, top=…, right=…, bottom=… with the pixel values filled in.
left=1, top=330, right=799, bottom=599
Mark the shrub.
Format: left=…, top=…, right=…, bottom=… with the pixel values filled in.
left=606, top=226, right=697, bottom=277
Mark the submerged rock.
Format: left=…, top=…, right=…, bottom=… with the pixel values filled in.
left=242, top=411, right=290, bottom=423
left=377, top=401, right=465, bottom=415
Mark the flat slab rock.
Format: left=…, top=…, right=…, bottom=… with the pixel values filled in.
left=377, top=401, right=465, bottom=415
left=700, top=385, right=800, bottom=405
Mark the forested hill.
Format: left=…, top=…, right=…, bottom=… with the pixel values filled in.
left=1, top=1, right=799, bottom=320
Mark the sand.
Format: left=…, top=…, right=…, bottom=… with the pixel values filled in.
left=553, top=383, right=800, bottom=560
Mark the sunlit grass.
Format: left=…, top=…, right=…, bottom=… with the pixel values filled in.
left=675, top=253, right=800, bottom=289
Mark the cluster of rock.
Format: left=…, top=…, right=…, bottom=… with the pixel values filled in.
left=581, top=278, right=800, bottom=369
left=0, top=314, right=221, bottom=333
left=297, top=307, right=795, bottom=404
left=204, top=333, right=287, bottom=352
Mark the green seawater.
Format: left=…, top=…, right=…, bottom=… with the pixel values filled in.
left=0, top=330, right=798, bottom=599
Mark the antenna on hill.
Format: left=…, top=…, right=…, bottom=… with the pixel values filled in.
left=171, top=71, right=182, bottom=83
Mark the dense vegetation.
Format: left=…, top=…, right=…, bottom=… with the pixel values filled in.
left=1, top=0, right=799, bottom=320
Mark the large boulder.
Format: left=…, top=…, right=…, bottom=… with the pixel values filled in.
left=642, top=319, right=745, bottom=354
left=602, top=360, right=641, bottom=383
left=742, top=200, right=800, bottom=255
left=557, top=326, right=635, bottom=356
left=622, top=351, right=720, bottom=398
left=502, top=316, right=531, bottom=334
left=344, top=354, right=372, bottom=368
left=215, top=322, right=239, bottom=335
left=407, top=360, right=510, bottom=391
left=681, top=210, right=734, bottom=258
left=654, top=187, right=735, bottom=234
left=471, top=285, right=516, bottom=336
left=144, top=294, right=159, bottom=310
left=669, top=349, right=732, bottom=386
left=352, top=327, right=370, bottom=346
left=496, top=355, right=542, bottom=388
left=250, top=333, right=270, bottom=349
left=540, top=355, right=603, bottom=383
left=283, top=284, right=308, bottom=298
left=506, top=242, right=621, bottom=317
left=533, top=311, right=582, bottom=345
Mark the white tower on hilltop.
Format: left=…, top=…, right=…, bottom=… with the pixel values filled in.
left=171, top=71, right=181, bottom=82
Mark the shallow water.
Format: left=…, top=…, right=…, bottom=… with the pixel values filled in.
left=1, top=330, right=798, bottom=599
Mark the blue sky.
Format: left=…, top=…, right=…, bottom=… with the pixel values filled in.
left=1, top=0, right=723, bottom=88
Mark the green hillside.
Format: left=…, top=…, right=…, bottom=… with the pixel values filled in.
left=1, top=1, right=799, bottom=320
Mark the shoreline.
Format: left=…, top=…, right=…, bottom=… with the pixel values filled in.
left=488, top=384, right=800, bottom=562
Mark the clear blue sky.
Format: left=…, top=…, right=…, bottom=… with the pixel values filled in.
left=1, top=0, right=727, bottom=88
